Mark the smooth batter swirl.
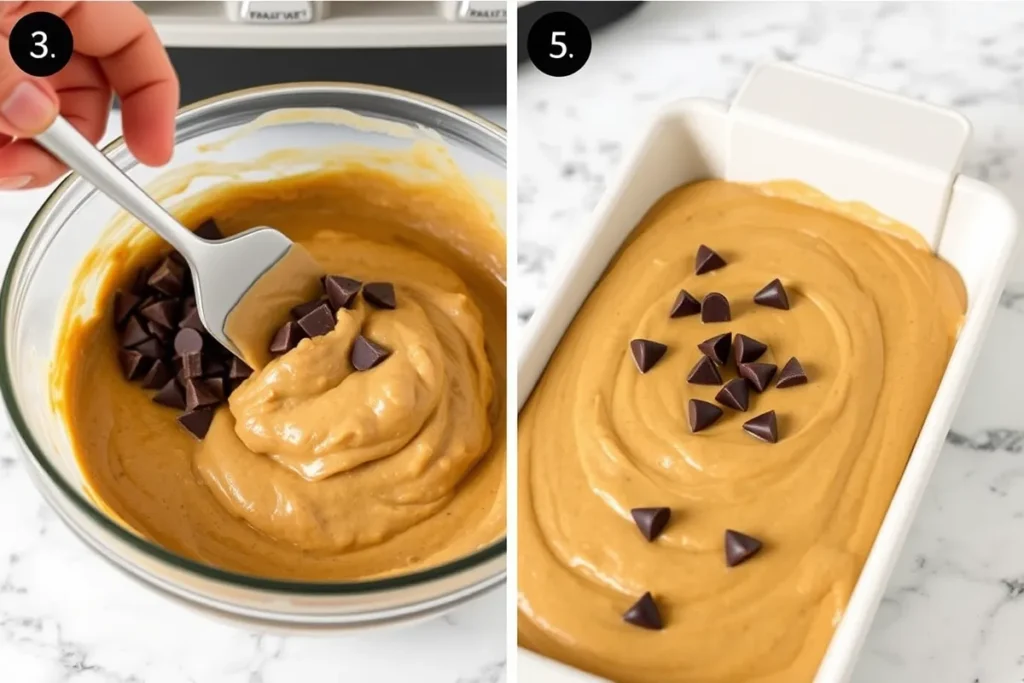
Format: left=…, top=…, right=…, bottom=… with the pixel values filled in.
left=196, top=256, right=494, bottom=552
left=518, top=181, right=964, bottom=682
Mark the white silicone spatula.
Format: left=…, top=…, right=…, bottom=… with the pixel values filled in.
left=34, top=115, right=322, bottom=369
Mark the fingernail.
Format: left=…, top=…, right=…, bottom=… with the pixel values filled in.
left=0, top=175, right=31, bottom=190
left=0, top=81, right=56, bottom=134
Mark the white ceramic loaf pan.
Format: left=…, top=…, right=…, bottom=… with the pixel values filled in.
left=516, top=62, right=1019, bottom=683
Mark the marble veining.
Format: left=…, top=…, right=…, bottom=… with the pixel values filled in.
left=519, top=2, right=1024, bottom=681
left=0, top=108, right=507, bottom=682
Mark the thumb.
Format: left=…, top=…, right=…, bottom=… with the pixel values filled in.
left=0, top=37, right=58, bottom=136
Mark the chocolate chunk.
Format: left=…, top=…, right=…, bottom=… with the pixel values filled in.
left=177, top=407, right=215, bottom=439
left=147, top=257, right=186, bottom=297
left=363, top=282, right=397, bottom=310
left=754, top=278, right=790, bottom=310
left=734, top=334, right=767, bottom=364
left=776, top=357, right=808, bottom=388
left=120, top=316, right=149, bottom=348
left=168, top=250, right=187, bottom=266
left=697, top=333, right=731, bottom=365
left=669, top=289, right=700, bottom=318
left=623, top=592, right=663, bottom=630
left=179, top=351, right=203, bottom=379
left=687, top=355, right=722, bottom=385
left=269, top=321, right=306, bottom=355
left=178, top=307, right=204, bottom=332
left=118, top=349, right=147, bottom=381
left=629, top=339, right=667, bottom=374
left=173, top=328, right=204, bottom=356
left=630, top=508, right=671, bottom=542
left=131, top=267, right=153, bottom=296
left=743, top=410, right=778, bottom=443
left=688, top=399, right=723, bottom=433
left=738, top=362, right=777, bottom=393
left=325, top=275, right=362, bottom=311
left=194, top=219, right=223, bottom=241
left=351, top=336, right=391, bottom=371
left=140, top=299, right=179, bottom=329
left=113, top=291, right=141, bottom=328
left=146, top=320, right=173, bottom=342
left=152, top=379, right=186, bottom=410
left=291, top=298, right=325, bottom=320
left=134, top=337, right=164, bottom=359
left=725, top=529, right=763, bottom=567
left=297, top=303, right=336, bottom=338
left=695, top=244, right=726, bottom=275
left=227, top=358, right=252, bottom=380
left=701, top=293, right=730, bottom=323
left=141, top=359, right=171, bottom=390
left=203, top=358, right=226, bottom=378
left=715, top=378, right=750, bottom=412
left=184, top=378, right=220, bottom=412
left=205, top=377, right=225, bottom=401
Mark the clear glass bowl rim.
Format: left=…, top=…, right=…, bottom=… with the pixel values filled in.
left=0, top=82, right=507, bottom=595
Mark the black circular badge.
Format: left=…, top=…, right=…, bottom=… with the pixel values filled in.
left=527, top=12, right=591, bottom=78
left=9, top=12, right=73, bottom=78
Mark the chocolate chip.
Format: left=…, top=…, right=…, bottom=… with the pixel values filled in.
left=140, top=299, right=179, bottom=329
left=363, top=282, right=396, bottom=310
left=141, top=359, right=171, bottom=390
left=146, top=320, right=173, bottom=342
left=325, top=275, right=362, bottom=311
left=688, top=399, right=723, bottom=433
left=754, top=278, right=790, bottom=310
left=697, top=333, right=731, bottom=365
left=269, top=321, right=306, bottom=355
left=629, top=339, right=667, bottom=374
left=227, top=358, right=252, bottom=380
left=695, top=244, right=726, bottom=275
left=701, top=293, right=730, bottom=323
left=291, top=298, right=325, bottom=320
left=131, top=266, right=153, bottom=296
left=174, top=328, right=204, bottom=356
left=177, top=407, right=215, bottom=439
left=118, top=349, right=147, bottom=381
left=351, top=336, right=391, bottom=371
left=738, top=362, right=777, bottom=393
left=147, top=257, right=186, bottom=297
left=194, top=219, right=223, bottom=241
left=623, top=592, right=663, bottom=630
left=120, top=316, right=149, bottom=348
left=297, top=303, right=335, bottom=338
left=178, top=307, right=204, bottom=332
left=725, top=529, right=763, bottom=567
left=669, top=289, right=700, bottom=318
left=687, top=355, right=722, bottom=385
left=134, top=337, right=164, bottom=359
left=184, top=378, right=220, bottom=412
left=776, top=357, right=808, bottom=388
left=734, top=334, right=767, bottom=364
left=205, top=377, right=225, bottom=401
left=203, top=358, right=226, bottom=378
left=630, top=508, right=671, bottom=542
left=113, top=291, right=141, bottom=328
left=743, top=410, right=778, bottom=443
left=178, top=351, right=202, bottom=379
left=715, top=378, right=750, bottom=411
left=168, top=251, right=187, bottom=266
left=152, top=379, right=186, bottom=410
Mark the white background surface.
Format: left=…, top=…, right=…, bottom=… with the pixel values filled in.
left=517, top=3, right=1024, bottom=682
left=0, top=105, right=506, bottom=683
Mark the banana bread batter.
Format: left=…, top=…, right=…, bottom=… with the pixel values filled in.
left=518, top=180, right=964, bottom=682
left=53, top=151, right=506, bottom=581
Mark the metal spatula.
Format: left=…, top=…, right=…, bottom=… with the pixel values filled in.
left=35, top=116, right=323, bottom=370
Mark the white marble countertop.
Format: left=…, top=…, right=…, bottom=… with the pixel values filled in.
left=518, top=2, right=1024, bottom=682
left=0, top=106, right=507, bottom=683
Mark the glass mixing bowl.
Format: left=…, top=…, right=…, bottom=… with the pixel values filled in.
left=0, top=83, right=506, bottom=630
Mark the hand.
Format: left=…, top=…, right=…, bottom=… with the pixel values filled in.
left=0, top=1, right=178, bottom=189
